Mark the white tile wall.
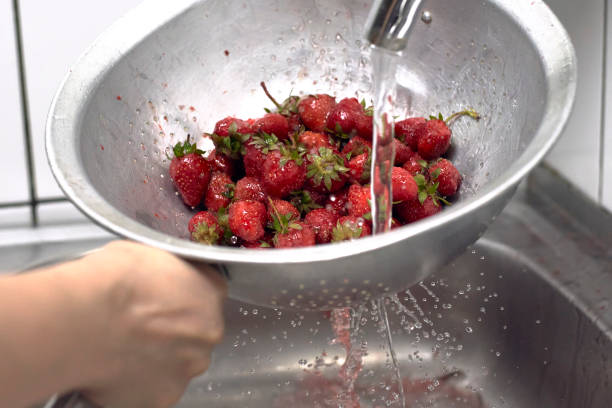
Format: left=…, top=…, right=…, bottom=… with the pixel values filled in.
left=19, top=0, right=143, bottom=200
left=544, top=0, right=604, bottom=203
left=0, top=1, right=29, bottom=204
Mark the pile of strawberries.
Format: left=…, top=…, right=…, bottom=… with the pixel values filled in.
left=168, top=83, right=478, bottom=248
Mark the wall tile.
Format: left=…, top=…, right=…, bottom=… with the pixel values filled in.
left=19, top=0, right=144, bottom=199
left=0, top=1, right=29, bottom=203
left=544, top=0, right=603, bottom=202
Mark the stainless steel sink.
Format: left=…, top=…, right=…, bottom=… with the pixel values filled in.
left=177, top=167, right=612, bottom=408
left=6, top=167, right=612, bottom=407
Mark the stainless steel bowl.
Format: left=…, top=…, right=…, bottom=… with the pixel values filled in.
left=46, top=0, right=576, bottom=310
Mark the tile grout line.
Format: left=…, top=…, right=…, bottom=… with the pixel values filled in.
left=599, top=0, right=608, bottom=204
left=11, top=0, right=38, bottom=227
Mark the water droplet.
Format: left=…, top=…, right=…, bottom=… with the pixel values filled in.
left=465, top=326, right=473, bottom=334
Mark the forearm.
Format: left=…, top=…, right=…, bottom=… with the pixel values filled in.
left=0, top=260, right=106, bottom=407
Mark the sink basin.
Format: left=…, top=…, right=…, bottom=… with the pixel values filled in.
left=173, top=169, right=612, bottom=407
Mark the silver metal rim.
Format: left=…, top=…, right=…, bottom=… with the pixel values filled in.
left=45, top=0, right=577, bottom=265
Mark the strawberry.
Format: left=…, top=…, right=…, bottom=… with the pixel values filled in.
left=355, top=113, right=373, bottom=140
left=326, top=97, right=363, bottom=137
left=332, top=215, right=371, bottom=241
left=262, top=150, right=306, bottom=198
left=298, top=94, right=336, bottom=132
left=243, top=142, right=267, bottom=178
left=228, top=200, right=267, bottom=242
left=207, top=150, right=236, bottom=177
left=342, top=136, right=372, bottom=156
left=213, top=117, right=252, bottom=137
left=204, top=172, right=234, bottom=212
left=188, top=211, right=223, bottom=245
left=306, top=147, right=349, bottom=193
left=325, top=187, right=350, bottom=216
left=396, top=195, right=442, bottom=223
left=403, top=151, right=426, bottom=176
left=347, top=184, right=371, bottom=218
left=169, top=137, right=211, bottom=207
left=210, top=120, right=251, bottom=160
left=267, top=199, right=314, bottom=248
left=394, top=138, right=412, bottom=165
left=299, top=131, right=333, bottom=153
left=254, top=113, right=290, bottom=141
left=429, top=158, right=461, bottom=197
left=347, top=152, right=370, bottom=184
left=266, top=199, right=300, bottom=225
left=391, top=167, right=418, bottom=202
left=234, top=176, right=267, bottom=202
left=274, top=221, right=316, bottom=248
left=395, top=117, right=426, bottom=151
left=304, top=208, right=338, bottom=244
left=242, top=131, right=282, bottom=177
left=418, top=118, right=451, bottom=160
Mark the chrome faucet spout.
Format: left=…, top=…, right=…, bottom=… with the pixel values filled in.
left=365, top=0, right=426, bottom=52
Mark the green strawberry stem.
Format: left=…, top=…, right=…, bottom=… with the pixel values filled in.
left=445, top=108, right=480, bottom=125
left=260, top=81, right=283, bottom=110
left=172, top=134, right=204, bottom=158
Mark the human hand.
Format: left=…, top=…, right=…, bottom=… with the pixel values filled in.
left=66, top=241, right=226, bottom=408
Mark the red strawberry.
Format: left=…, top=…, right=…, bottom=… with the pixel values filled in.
left=262, top=150, right=306, bottom=198
left=228, top=200, right=267, bottom=242
left=418, top=119, right=451, bottom=160
left=234, top=177, right=267, bottom=202
left=274, top=221, right=316, bottom=248
left=299, top=131, right=333, bottom=153
left=429, top=158, right=461, bottom=197
left=395, top=117, right=426, bottom=151
left=403, top=151, right=426, bottom=176
left=394, top=138, right=412, bottom=165
left=347, top=184, right=371, bottom=218
left=169, top=137, right=211, bottom=207
left=188, top=211, right=223, bottom=245
left=204, top=172, right=234, bottom=212
left=254, top=113, right=290, bottom=140
left=342, top=136, right=372, bottom=156
left=355, top=113, right=373, bottom=139
left=305, top=147, right=349, bottom=193
left=266, top=199, right=300, bottom=225
left=213, top=117, right=252, bottom=137
left=207, top=150, right=235, bottom=177
left=332, top=215, right=371, bottom=241
left=304, top=208, right=338, bottom=244
left=326, top=97, right=363, bottom=136
left=298, top=94, right=336, bottom=132
left=396, top=196, right=442, bottom=223
left=347, top=152, right=370, bottom=184
left=325, top=187, right=350, bottom=216
left=243, top=142, right=267, bottom=178
left=391, top=167, right=418, bottom=202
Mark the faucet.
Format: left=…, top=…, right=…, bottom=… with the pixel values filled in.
left=365, top=0, right=426, bottom=52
